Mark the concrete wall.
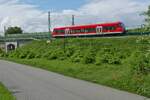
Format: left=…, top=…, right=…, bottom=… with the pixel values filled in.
left=0, top=39, right=33, bottom=53
left=0, top=42, right=5, bottom=50
left=5, top=42, right=18, bottom=53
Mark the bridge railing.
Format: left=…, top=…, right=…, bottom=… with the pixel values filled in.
left=6, top=32, right=50, bottom=38
left=0, top=32, right=51, bottom=42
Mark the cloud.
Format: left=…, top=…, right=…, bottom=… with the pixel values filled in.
left=0, top=0, right=149, bottom=36
left=0, top=0, right=48, bottom=36
left=77, top=0, right=149, bottom=27
left=52, top=0, right=150, bottom=28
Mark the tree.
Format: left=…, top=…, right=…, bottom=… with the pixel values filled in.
left=5, top=26, right=23, bottom=35
left=142, top=5, right=150, bottom=26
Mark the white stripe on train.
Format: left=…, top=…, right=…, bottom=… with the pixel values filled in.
left=52, top=32, right=123, bottom=37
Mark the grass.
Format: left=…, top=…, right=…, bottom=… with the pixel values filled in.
left=8, top=58, right=150, bottom=98
left=2, top=35, right=150, bottom=98
left=0, top=83, right=15, bottom=100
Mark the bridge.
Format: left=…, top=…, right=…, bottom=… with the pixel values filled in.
left=0, top=32, right=50, bottom=52
left=0, top=31, right=150, bottom=52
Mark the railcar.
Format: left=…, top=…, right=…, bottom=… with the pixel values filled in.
left=52, top=22, right=126, bottom=38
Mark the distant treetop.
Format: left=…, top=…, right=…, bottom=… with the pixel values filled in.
left=5, top=26, right=23, bottom=35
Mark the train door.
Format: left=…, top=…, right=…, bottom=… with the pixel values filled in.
left=65, top=28, right=70, bottom=36
left=96, top=26, right=103, bottom=34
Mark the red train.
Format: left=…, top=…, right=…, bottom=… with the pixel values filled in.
left=52, top=21, right=126, bottom=38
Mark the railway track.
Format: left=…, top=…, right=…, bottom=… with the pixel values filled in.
left=0, top=32, right=150, bottom=42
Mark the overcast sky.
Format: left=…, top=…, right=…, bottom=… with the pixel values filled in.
left=0, top=0, right=150, bottom=36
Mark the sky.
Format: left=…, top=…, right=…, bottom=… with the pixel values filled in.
left=0, top=0, right=150, bottom=36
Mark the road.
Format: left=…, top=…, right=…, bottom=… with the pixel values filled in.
left=0, top=60, right=148, bottom=100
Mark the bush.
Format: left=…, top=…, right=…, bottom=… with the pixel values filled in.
left=44, top=48, right=66, bottom=60
left=65, top=47, right=75, bottom=57
left=26, top=51, right=36, bottom=59
left=82, top=49, right=96, bottom=64
left=8, top=50, right=21, bottom=58
left=130, top=51, right=150, bottom=75
left=71, top=50, right=84, bottom=63
left=18, top=50, right=30, bottom=59
left=95, top=48, right=121, bottom=65
left=42, top=51, right=52, bottom=59
left=34, top=54, right=42, bottom=58
left=136, top=37, right=150, bottom=44
left=0, top=49, right=5, bottom=57
left=56, top=50, right=66, bottom=60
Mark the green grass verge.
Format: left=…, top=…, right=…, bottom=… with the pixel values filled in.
left=7, top=58, right=150, bottom=98
left=0, top=83, right=15, bottom=100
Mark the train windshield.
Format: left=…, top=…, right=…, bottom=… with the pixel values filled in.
left=120, top=23, right=125, bottom=28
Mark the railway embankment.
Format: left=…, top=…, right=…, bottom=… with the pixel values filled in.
left=0, top=36, right=150, bottom=98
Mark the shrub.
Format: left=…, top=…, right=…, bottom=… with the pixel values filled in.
left=8, top=50, right=21, bottom=58
left=34, top=54, right=42, bottom=58
left=82, top=49, right=96, bottom=64
left=45, top=48, right=66, bottom=60
left=42, top=51, right=52, bottom=59
left=57, top=50, right=66, bottom=60
left=130, top=51, right=150, bottom=75
left=65, top=47, right=75, bottom=57
left=18, top=50, right=30, bottom=59
left=136, top=37, right=150, bottom=44
left=0, top=48, right=5, bottom=57
left=95, top=48, right=121, bottom=65
left=71, top=50, right=84, bottom=63
left=26, top=51, right=36, bottom=59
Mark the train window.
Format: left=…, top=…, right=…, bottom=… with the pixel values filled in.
left=76, top=29, right=81, bottom=33
left=103, top=26, right=116, bottom=31
left=111, top=27, right=116, bottom=30
left=69, top=29, right=75, bottom=34
left=53, top=30, right=57, bottom=33
left=120, top=23, right=125, bottom=28
left=85, top=28, right=89, bottom=32
left=84, top=29, right=88, bottom=33
left=81, top=29, right=84, bottom=33
left=72, top=30, right=76, bottom=34
left=57, top=30, right=65, bottom=34
left=57, top=30, right=60, bottom=34
left=86, top=28, right=95, bottom=33
left=103, top=27, right=108, bottom=31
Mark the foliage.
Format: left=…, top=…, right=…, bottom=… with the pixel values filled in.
left=82, top=49, right=96, bottom=64
left=4, top=36, right=150, bottom=97
left=0, top=49, right=5, bottom=57
left=95, top=48, right=122, bottom=65
left=71, top=50, right=84, bottom=63
left=5, top=26, right=23, bottom=35
left=130, top=51, right=150, bottom=75
left=0, top=83, right=16, bottom=100
left=136, top=37, right=150, bottom=44
left=127, top=28, right=149, bottom=33
left=142, top=5, right=150, bottom=26
left=127, top=5, right=150, bottom=33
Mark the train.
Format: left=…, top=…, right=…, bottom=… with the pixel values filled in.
left=52, top=21, right=126, bottom=38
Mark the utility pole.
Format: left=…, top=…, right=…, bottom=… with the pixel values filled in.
left=4, top=26, right=6, bottom=37
left=48, top=11, right=52, bottom=42
left=72, top=15, right=75, bottom=26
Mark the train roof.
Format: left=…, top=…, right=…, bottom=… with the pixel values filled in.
left=54, top=21, right=123, bottom=30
